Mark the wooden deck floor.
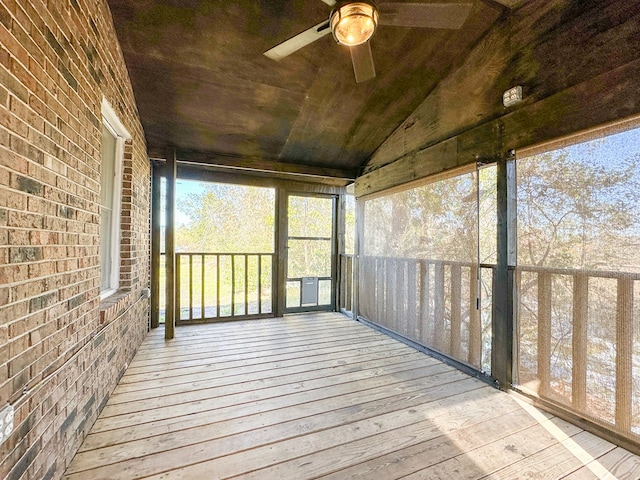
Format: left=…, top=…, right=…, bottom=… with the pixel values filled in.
left=64, top=312, right=640, bottom=480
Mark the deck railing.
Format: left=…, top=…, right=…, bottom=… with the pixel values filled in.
left=515, top=264, right=640, bottom=440
left=162, top=252, right=275, bottom=323
left=358, top=255, right=494, bottom=372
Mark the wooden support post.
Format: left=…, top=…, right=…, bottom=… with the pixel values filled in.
left=150, top=161, right=162, bottom=329
left=491, top=153, right=515, bottom=388
left=164, top=146, right=177, bottom=339
left=572, top=273, right=588, bottom=411
left=275, top=188, right=287, bottom=317
left=615, top=276, right=634, bottom=433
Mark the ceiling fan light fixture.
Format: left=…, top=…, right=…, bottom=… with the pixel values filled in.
left=330, top=1, right=379, bottom=47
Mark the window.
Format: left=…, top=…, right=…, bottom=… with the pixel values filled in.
left=100, top=99, right=130, bottom=298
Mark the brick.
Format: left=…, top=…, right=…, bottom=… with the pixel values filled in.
left=9, top=246, right=43, bottom=263
left=16, top=174, right=43, bottom=195
left=28, top=291, right=57, bottom=312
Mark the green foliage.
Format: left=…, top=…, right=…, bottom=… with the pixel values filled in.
left=517, top=148, right=640, bottom=271
left=176, top=184, right=275, bottom=253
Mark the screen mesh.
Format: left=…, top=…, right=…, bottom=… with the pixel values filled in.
left=516, top=126, right=640, bottom=440
left=361, top=167, right=494, bottom=371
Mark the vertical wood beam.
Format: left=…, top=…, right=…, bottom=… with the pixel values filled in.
left=615, top=276, right=634, bottom=433
left=572, top=273, right=588, bottom=411
left=491, top=153, right=515, bottom=388
left=275, top=187, right=287, bottom=317
left=164, top=146, right=176, bottom=339
left=150, top=161, right=162, bottom=329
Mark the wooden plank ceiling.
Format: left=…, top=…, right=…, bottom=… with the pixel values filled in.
left=107, top=0, right=509, bottom=176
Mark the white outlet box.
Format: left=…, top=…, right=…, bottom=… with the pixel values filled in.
left=503, top=86, right=523, bottom=107
left=0, top=404, right=14, bottom=445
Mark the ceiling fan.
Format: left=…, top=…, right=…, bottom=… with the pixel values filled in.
left=264, top=1, right=472, bottom=83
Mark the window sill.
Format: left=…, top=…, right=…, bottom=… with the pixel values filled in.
left=99, top=289, right=133, bottom=327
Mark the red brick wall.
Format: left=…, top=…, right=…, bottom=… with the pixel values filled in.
left=0, top=1, right=150, bottom=479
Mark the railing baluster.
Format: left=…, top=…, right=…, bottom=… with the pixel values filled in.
left=231, top=255, right=236, bottom=316
left=376, top=258, right=384, bottom=322
left=537, top=271, right=552, bottom=397
left=200, top=254, right=205, bottom=320
left=397, top=259, right=406, bottom=335
left=469, top=264, right=481, bottom=368
left=450, top=264, right=462, bottom=359
left=434, top=262, right=445, bottom=352
left=216, top=254, right=220, bottom=318
left=419, top=260, right=430, bottom=345
left=175, top=254, right=181, bottom=322
left=189, top=254, right=193, bottom=321
left=244, top=255, right=249, bottom=316
left=258, top=254, right=263, bottom=315
left=572, top=273, right=588, bottom=411
left=346, top=256, right=353, bottom=312
left=407, top=260, right=416, bottom=338
left=615, top=276, right=634, bottom=433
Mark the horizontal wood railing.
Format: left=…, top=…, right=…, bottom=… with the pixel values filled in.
left=358, top=255, right=494, bottom=371
left=514, top=264, right=640, bottom=441
left=164, top=252, right=275, bottom=323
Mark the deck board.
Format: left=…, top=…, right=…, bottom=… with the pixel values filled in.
left=64, top=312, right=640, bottom=479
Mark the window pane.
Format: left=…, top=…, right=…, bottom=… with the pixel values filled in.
left=175, top=182, right=275, bottom=253
left=287, top=239, right=331, bottom=278
left=288, top=196, right=333, bottom=238
left=100, top=125, right=118, bottom=292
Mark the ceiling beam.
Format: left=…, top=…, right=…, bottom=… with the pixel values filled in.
left=148, top=148, right=356, bottom=184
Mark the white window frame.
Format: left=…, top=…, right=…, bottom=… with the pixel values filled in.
left=100, top=98, right=131, bottom=299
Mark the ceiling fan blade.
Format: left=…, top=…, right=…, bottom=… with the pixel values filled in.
left=264, top=20, right=331, bottom=61
left=320, top=0, right=336, bottom=5
left=378, top=3, right=472, bottom=29
left=350, top=42, right=376, bottom=83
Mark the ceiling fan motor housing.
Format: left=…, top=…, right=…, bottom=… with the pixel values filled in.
left=330, top=1, right=379, bottom=46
